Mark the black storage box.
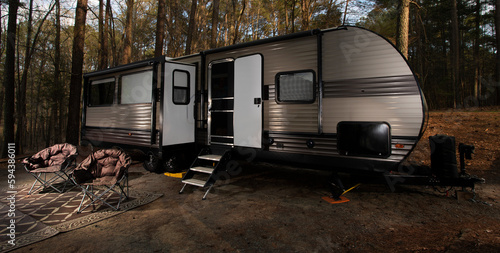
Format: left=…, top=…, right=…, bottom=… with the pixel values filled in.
left=429, top=134, right=458, bottom=178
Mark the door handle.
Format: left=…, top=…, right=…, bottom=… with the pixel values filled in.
left=254, top=98, right=262, bottom=105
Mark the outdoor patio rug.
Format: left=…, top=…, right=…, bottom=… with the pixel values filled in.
left=0, top=185, right=162, bottom=252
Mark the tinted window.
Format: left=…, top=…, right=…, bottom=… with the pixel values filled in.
left=90, top=78, right=115, bottom=106
left=173, top=70, right=190, bottom=105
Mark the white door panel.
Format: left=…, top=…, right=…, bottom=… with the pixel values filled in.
left=163, top=62, right=196, bottom=146
left=234, top=54, right=262, bottom=148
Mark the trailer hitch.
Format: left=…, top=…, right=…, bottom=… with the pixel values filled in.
left=459, top=143, right=474, bottom=176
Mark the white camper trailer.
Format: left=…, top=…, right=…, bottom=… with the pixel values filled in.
left=83, top=26, right=480, bottom=199
left=82, top=58, right=197, bottom=170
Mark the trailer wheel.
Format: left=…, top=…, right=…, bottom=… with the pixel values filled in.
left=143, top=152, right=161, bottom=173
left=164, top=156, right=182, bottom=173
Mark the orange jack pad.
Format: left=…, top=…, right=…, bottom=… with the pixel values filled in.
left=322, top=196, right=350, bottom=204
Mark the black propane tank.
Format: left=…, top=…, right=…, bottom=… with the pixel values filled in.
left=429, top=134, right=458, bottom=179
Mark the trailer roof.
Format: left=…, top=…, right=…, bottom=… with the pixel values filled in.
left=84, top=26, right=355, bottom=77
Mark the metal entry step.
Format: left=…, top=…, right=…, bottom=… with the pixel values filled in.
left=190, top=166, right=214, bottom=174
left=179, top=147, right=232, bottom=200
left=198, top=154, right=222, bottom=161
left=182, top=178, right=206, bottom=187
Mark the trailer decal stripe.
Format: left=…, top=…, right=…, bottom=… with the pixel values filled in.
left=323, top=75, right=419, bottom=98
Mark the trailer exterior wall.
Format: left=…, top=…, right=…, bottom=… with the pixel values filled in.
left=82, top=62, right=161, bottom=149
left=86, top=104, right=152, bottom=130
left=321, top=27, right=424, bottom=138
left=205, top=36, right=319, bottom=134
left=262, top=27, right=425, bottom=169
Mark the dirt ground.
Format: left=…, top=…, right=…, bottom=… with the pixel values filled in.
left=4, top=109, right=500, bottom=252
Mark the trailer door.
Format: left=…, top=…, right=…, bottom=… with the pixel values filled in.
left=234, top=54, right=262, bottom=148
left=163, top=61, right=196, bottom=146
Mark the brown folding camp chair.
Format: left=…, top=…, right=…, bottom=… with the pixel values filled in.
left=71, top=148, right=131, bottom=213
left=22, top=143, right=78, bottom=194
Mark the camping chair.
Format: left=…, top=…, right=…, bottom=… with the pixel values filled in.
left=71, top=148, right=132, bottom=213
left=22, top=143, right=78, bottom=195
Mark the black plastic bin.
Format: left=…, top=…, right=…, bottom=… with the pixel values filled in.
left=429, top=134, right=458, bottom=179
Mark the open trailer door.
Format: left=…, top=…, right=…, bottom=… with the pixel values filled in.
left=163, top=61, right=196, bottom=146
left=234, top=54, right=263, bottom=149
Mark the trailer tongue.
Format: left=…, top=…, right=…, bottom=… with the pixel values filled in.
left=383, top=134, right=484, bottom=196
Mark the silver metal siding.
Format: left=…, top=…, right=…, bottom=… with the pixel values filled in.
left=323, top=75, right=420, bottom=98
left=207, top=36, right=319, bottom=134
left=264, top=85, right=318, bottom=132
left=86, top=104, right=152, bottom=130
left=84, top=128, right=156, bottom=147
left=321, top=27, right=423, bottom=138
left=206, top=36, right=318, bottom=85
left=322, top=27, right=412, bottom=80
left=268, top=133, right=416, bottom=163
left=322, top=95, right=423, bottom=137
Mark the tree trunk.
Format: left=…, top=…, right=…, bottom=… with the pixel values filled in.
left=300, top=0, right=310, bottom=31
left=473, top=0, right=481, bottom=106
left=110, top=11, right=118, bottom=67
left=0, top=86, right=3, bottom=128
left=291, top=0, right=296, bottom=33
left=396, top=0, right=410, bottom=59
left=16, top=0, right=34, bottom=154
left=211, top=0, right=220, bottom=48
left=122, top=0, right=134, bottom=64
left=496, top=0, right=500, bottom=105
left=450, top=0, right=460, bottom=108
left=185, top=0, right=198, bottom=55
left=104, top=0, right=110, bottom=67
left=98, top=0, right=108, bottom=70
left=17, top=1, right=55, bottom=151
left=0, top=3, right=4, bottom=127
left=34, top=77, right=42, bottom=149
left=52, top=0, right=62, bottom=143
left=66, top=0, right=88, bottom=145
left=155, top=0, right=166, bottom=57
left=1, top=0, right=19, bottom=157
left=343, top=0, right=349, bottom=26
left=232, top=0, right=246, bottom=44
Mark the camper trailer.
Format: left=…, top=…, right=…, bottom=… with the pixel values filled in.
left=82, top=26, right=480, bottom=198
left=82, top=56, right=197, bottom=169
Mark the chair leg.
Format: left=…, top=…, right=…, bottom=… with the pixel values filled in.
left=59, top=171, right=75, bottom=192
left=28, top=177, right=39, bottom=195
left=78, top=185, right=121, bottom=212
left=77, top=185, right=90, bottom=213
left=116, top=178, right=129, bottom=209
left=28, top=172, right=65, bottom=194
left=76, top=175, right=130, bottom=213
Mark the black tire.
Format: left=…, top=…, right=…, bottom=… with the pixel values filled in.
left=143, top=152, right=161, bottom=173
left=164, top=156, right=182, bottom=173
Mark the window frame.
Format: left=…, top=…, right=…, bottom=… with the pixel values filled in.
left=275, top=70, right=316, bottom=104
left=118, top=69, right=154, bottom=105
left=172, top=69, right=191, bottom=105
left=88, top=77, right=116, bottom=107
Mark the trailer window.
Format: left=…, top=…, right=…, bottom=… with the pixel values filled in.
left=89, top=78, right=115, bottom=106
left=119, top=70, right=153, bottom=104
left=275, top=70, right=315, bottom=103
left=172, top=70, right=190, bottom=105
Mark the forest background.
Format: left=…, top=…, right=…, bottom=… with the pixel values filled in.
left=1, top=0, right=500, bottom=157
